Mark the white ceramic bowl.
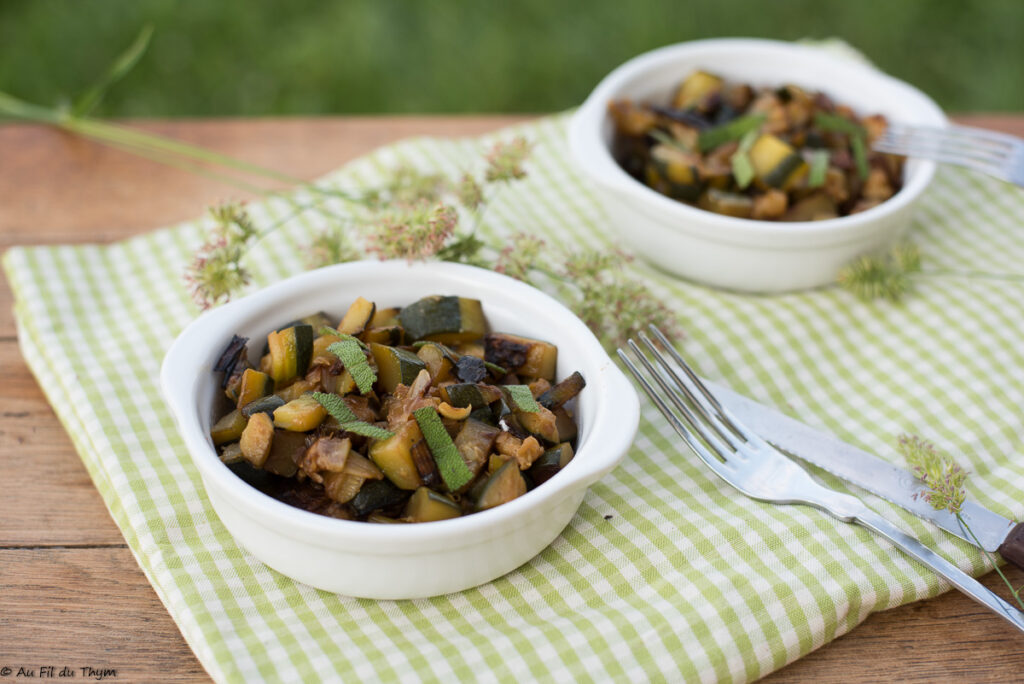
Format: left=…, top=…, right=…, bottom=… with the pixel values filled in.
left=161, top=260, right=639, bottom=599
left=568, top=38, right=947, bottom=293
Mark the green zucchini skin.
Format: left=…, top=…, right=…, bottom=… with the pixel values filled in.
left=350, top=479, right=412, bottom=517
left=528, top=443, right=574, bottom=486
left=240, top=395, right=286, bottom=418
left=398, top=295, right=486, bottom=344
left=370, top=343, right=427, bottom=393
left=538, top=371, right=586, bottom=409
left=441, top=383, right=488, bottom=409
left=475, top=460, right=527, bottom=511
left=268, top=323, right=314, bottom=384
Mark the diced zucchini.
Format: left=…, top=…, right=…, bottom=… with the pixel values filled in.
left=537, top=371, right=586, bottom=409
left=211, top=409, right=247, bottom=446
left=516, top=406, right=560, bottom=445
left=398, top=295, right=487, bottom=344
left=360, top=326, right=404, bottom=346
left=528, top=443, right=574, bottom=486
left=236, top=368, right=273, bottom=409
left=219, top=442, right=243, bottom=465
left=672, top=70, right=723, bottom=110
left=239, top=412, right=274, bottom=468
left=369, top=306, right=401, bottom=328
left=699, top=189, right=754, bottom=219
left=646, top=144, right=702, bottom=202
left=273, top=394, right=328, bottom=432
left=405, top=486, right=462, bottom=522
left=484, top=333, right=557, bottom=381
left=552, top=406, right=577, bottom=444
left=368, top=420, right=423, bottom=490
left=440, top=383, right=491, bottom=409
left=475, top=459, right=527, bottom=511
left=263, top=429, right=304, bottom=477
left=417, top=343, right=455, bottom=384
left=749, top=134, right=808, bottom=189
left=350, top=479, right=411, bottom=517
left=337, top=296, right=376, bottom=335
left=267, top=324, right=314, bottom=384
left=370, top=343, right=427, bottom=393
left=453, top=418, right=500, bottom=479
left=240, top=394, right=286, bottom=418
left=782, top=192, right=839, bottom=221
left=311, top=334, right=342, bottom=365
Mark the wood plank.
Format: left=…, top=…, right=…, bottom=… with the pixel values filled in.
left=0, top=341, right=125, bottom=546
left=766, top=564, right=1024, bottom=682
left=0, top=547, right=208, bottom=682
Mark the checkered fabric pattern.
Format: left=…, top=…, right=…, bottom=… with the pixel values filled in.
left=5, top=111, right=1024, bottom=682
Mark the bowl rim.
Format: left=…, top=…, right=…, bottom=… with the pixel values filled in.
left=568, top=37, right=948, bottom=244
left=160, top=260, right=639, bottom=554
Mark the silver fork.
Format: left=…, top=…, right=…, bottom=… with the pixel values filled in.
left=618, top=325, right=1024, bottom=635
left=873, top=123, right=1024, bottom=187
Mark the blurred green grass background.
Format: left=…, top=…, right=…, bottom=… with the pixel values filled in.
left=2, top=0, right=1021, bottom=117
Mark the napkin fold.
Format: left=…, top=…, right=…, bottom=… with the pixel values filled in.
left=6, top=111, right=1024, bottom=682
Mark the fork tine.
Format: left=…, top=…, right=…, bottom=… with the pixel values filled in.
left=624, top=340, right=737, bottom=460
left=635, top=331, right=742, bottom=450
left=646, top=325, right=753, bottom=439
left=616, top=345, right=733, bottom=476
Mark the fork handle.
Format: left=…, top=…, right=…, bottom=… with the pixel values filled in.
left=851, top=507, right=1024, bottom=634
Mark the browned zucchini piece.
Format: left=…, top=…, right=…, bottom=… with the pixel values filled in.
left=475, top=459, right=527, bottom=511
left=516, top=405, right=560, bottom=445
left=405, top=486, right=462, bottom=522
left=240, top=394, right=286, bottom=418
left=337, top=296, right=376, bottom=335
left=398, top=295, right=487, bottom=344
left=368, top=420, right=423, bottom=490
left=236, top=368, right=273, bottom=409
left=369, top=306, right=401, bottom=328
left=417, top=343, right=455, bottom=384
left=219, top=442, right=243, bottom=465
left=528, top=442, right=574, bottom=486
left=239, top=412, right=274, bottom=468
left=672, top=70, right=723, bottom=110
left=211, top=409, right=247, bottom=446
left=350, top=479, right=411, bottom=517
left=360, top=326, right=404, bottom=346
left=370, top=343, right=427, bottom=393
left=484, top=333, right=557, bottom=381
left=552, top=406, right=577, bottom=444
left=537, top=371, right=586, bottom=409
left=267, top=324, right=314, bottom=385
left=263, top=429, right=304, bottom=477
left=273, top=394, right=327, bottom=432
left=749, top=134, right=808, bottom=190
left=782, top=192, right=839, bottom=222
left=453, top=418, right=500, bottom=479
left=440, top=383, right=502, bottom=409
left=646, top=144, right=703, bottom=202
left=699, top=189, right=754, bottom=219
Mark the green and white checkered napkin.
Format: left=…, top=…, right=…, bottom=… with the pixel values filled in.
left=5, top=112, right=1024, bottom=682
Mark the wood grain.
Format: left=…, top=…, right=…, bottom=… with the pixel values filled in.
left=1, top=114, right=1022, bottom=683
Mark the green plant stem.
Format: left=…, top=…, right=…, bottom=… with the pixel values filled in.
left=918, top=270, right=1024, bottom=284
left=957, top=512, right=1024, bottom=610
left=0, top=90, right=363, bottom=203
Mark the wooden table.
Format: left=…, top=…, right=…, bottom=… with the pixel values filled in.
left=2, top=115, right=1022, bottom=682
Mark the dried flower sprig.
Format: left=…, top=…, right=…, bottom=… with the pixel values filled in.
left=838, top=244, right=922, bottom=301
left=897, top=433, right=968, bottom=514
left=896, top=434, right=1023, bottom=610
